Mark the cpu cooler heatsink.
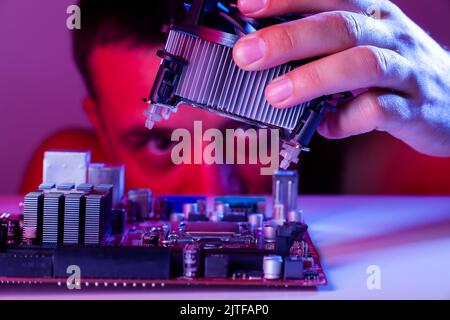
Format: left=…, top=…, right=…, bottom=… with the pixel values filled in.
left=145, top=0, right=350, bottom=168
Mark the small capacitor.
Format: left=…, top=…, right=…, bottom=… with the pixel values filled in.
left=248, top=213, right=264, bottom=232
left=263, top=224, right=278, bottom=241
left=183, top=243, right=202, bottom=278
left=263, top=255, right=283, bottom=280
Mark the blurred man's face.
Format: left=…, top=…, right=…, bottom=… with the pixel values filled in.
left=85, top=43, right=271, bottom=195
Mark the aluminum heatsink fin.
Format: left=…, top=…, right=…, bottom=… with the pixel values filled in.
left=23, top=192, right=44, bottom=244
left=42, top=192, right=65, bottom=244
left=63, top=193, right=85, bottom=245
left=147, top=5, right=349, bottom=169
left=166, top=29, right=307, bottom=131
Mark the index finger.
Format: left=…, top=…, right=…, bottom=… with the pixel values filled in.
left=238, top=0, right=381, bottom=16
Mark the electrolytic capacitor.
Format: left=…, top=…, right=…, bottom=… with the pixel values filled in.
left=263, top=224, right=278, bottom=242
left=183, top=243, right=202, bottom=278
left=272, top=203, right=285, bottom=225
left=248, top=213, right=264, bottom=232
left=263, top=255, right=283, bottom=280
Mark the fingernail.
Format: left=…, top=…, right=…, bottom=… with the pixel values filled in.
left=234, top=36, right=266, bottom=66
left=238, top=0, right=268, bottom=14
left=266, top=77, right=293, bottom=105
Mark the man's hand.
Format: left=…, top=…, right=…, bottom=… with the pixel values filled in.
left=232, top=0, right=450, bottom=156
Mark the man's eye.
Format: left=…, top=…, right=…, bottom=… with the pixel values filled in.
left=146, top=137, right=173, bottom=153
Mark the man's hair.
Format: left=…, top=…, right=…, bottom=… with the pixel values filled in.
left=73, top=0, right=178, bottom=99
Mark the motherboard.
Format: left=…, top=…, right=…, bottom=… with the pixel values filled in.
left=0, top=151, right=326, bottom=288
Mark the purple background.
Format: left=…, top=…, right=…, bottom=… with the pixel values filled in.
left=0, top=0, right=449, bottom=195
